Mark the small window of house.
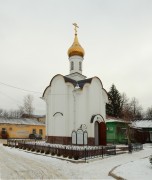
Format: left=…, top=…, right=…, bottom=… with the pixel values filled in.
left=32, top=129, right=36, bottom=134
left=71, top=61, right=74, bottom=70
left=39, top=129, right=43, bottom=135
left=109, top=127, right=113, bottom=131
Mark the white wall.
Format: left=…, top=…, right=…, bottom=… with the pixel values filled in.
left=44, top=75, right=108, bottom=138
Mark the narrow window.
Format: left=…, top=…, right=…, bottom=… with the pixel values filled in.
left=32, top=129, right=36, bottom=134
left=71, top=61, right=74, bottom=70
left=79, top=62, right=82, bottom=71
left=2, top=128, right=6, bottom=134
left=39, top=129, right=43, bottom=135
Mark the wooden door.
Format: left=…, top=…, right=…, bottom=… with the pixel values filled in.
left=99, top=122, right=106, bottom=145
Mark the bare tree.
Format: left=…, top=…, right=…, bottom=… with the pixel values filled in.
left=10, top=109, right=24, bottom=118
left=23, top=94, right=34, bottom=117
left=0, top=95, right=34, bottom=119
left=0, top=109, right=3, bottom=117
left=2, top=110, right=9, bottom=118
left=130, top=97, right=143, bottom=119
left=120, top=93, right=133, bottom=121
left=146, top=106, right=152, bottom=119
left=0, top=109, right=22, bottom=118
left=18, top=106, right=25, bottom=117
left=120, top=95, right=144, bottom=121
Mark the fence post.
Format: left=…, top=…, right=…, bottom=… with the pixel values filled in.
left=115, top=145, right=116, bottom=155
left=64, top=146, right=66, bottom=157
left=102, top=146, right=103, bottom=158
left=35, top=142, right=36, bottom=150
left=24, top=140, right=25, bottom=149
left=85, top=148, right=86, bottom=162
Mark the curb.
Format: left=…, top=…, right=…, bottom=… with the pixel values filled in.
left=109, top=165, right=125, bottom=180
left=108, top=155, right=151, bottom=180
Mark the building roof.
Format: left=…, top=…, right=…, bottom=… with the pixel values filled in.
left=30, top=114, right=45, bottom=118
left=0, top=117, right=45, bottom=126
left=64, top=76, right=92, bottom=89
left=106, top=117, right=129, bottom=123
left=21, top=114, right=45, bottom=118
left=130, top=120, right=152, bottom=128
left=43, top=74, right=108, bottom=98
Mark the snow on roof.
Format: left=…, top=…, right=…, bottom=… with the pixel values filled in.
left=106, top=117, right=129, bottom=123
left=130, top=120, right=152, bottom=128
left=0, top=117, right=45, bottom=126
left=32, top=115, right=45, bottom=118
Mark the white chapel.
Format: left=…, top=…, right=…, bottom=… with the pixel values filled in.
left=43, top=24, right=108, bottom=146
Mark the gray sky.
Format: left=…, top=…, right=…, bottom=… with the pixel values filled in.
left=0, top=0, right=152, bottom=115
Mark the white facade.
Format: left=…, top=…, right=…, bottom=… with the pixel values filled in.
left=43, top=28, right=108, bottom=145
left=43, top=74, right=108, bottom=141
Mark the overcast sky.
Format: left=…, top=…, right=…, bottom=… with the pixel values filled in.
left=0, top=0, right=152, bottom=115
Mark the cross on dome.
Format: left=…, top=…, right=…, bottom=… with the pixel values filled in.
left=73, top=23, right=79, bottom=35
left=67, top=23, right=85, bottom=58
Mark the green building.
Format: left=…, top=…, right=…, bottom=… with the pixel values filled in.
left=106, top=117, right=129, bottom=144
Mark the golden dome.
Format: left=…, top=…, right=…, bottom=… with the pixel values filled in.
left=68, top=34, right=85, bottom=58
left=68, top=26, right=85, bottom=58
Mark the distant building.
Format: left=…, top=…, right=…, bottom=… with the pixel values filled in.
left=106, top=117, right=129, bottom=144
left=0, top=117, right=45, bottom=139
left=21, top=114, right=46, bottom=123
left=31, top=115, right=46, bottom=123
left=129, top=119, right=152, bottom=143
left=42, top=24, right=108, bottom=145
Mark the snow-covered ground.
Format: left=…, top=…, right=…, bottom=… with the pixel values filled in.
left=112, top=144, right=152, bottom=180
left=0, top=141, right=152, bottom=179
left=113, top=156, right=152, bottom=179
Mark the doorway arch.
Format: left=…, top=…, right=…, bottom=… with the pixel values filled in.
left=95, top=121, right=99, bottom=145
left=94, top=121, right=106, bottom=145
left=92, top=114, right=106, bottom=146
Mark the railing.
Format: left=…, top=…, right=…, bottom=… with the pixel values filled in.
left=6, top=139, right=116, bottom=161
left=131, top=143, right=143, bottom=151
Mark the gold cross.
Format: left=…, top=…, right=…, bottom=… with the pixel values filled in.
left=73, top=23, right=79, bottom=35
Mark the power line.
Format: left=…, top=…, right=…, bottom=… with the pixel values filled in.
left=0, top=90, right=22, bottom=107
left=0, top=81, right=41, bottom=94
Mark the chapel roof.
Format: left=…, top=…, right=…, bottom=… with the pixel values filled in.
left=63, top=76, right=92, bottom=89
left=43, top=74, right=108, bottom=98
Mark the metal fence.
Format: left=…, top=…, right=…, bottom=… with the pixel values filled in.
left=6, top=139, right=116, bottom=161
left=131, top=143, right=143, bottom=151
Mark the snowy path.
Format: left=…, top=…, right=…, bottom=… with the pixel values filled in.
left=0, top=144, right=66, bottom=179
left=0, top=142, right=152, bottom=179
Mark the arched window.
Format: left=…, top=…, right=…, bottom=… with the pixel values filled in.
left=71, top=128, right=88, bottom=145
left=72, top=131, right=77, bottom=144
left=71, top=61, right=74, bottom=70
left=79, top=62, right=82, bottom=71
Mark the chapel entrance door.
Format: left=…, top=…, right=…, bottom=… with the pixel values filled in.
left=99, top=121, right=106, bottom=145
left=94, top=121, right=106, bottom=145
left=150, top=132, right=152, bottom=142
left=95, top=121, right=99, bottom=145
